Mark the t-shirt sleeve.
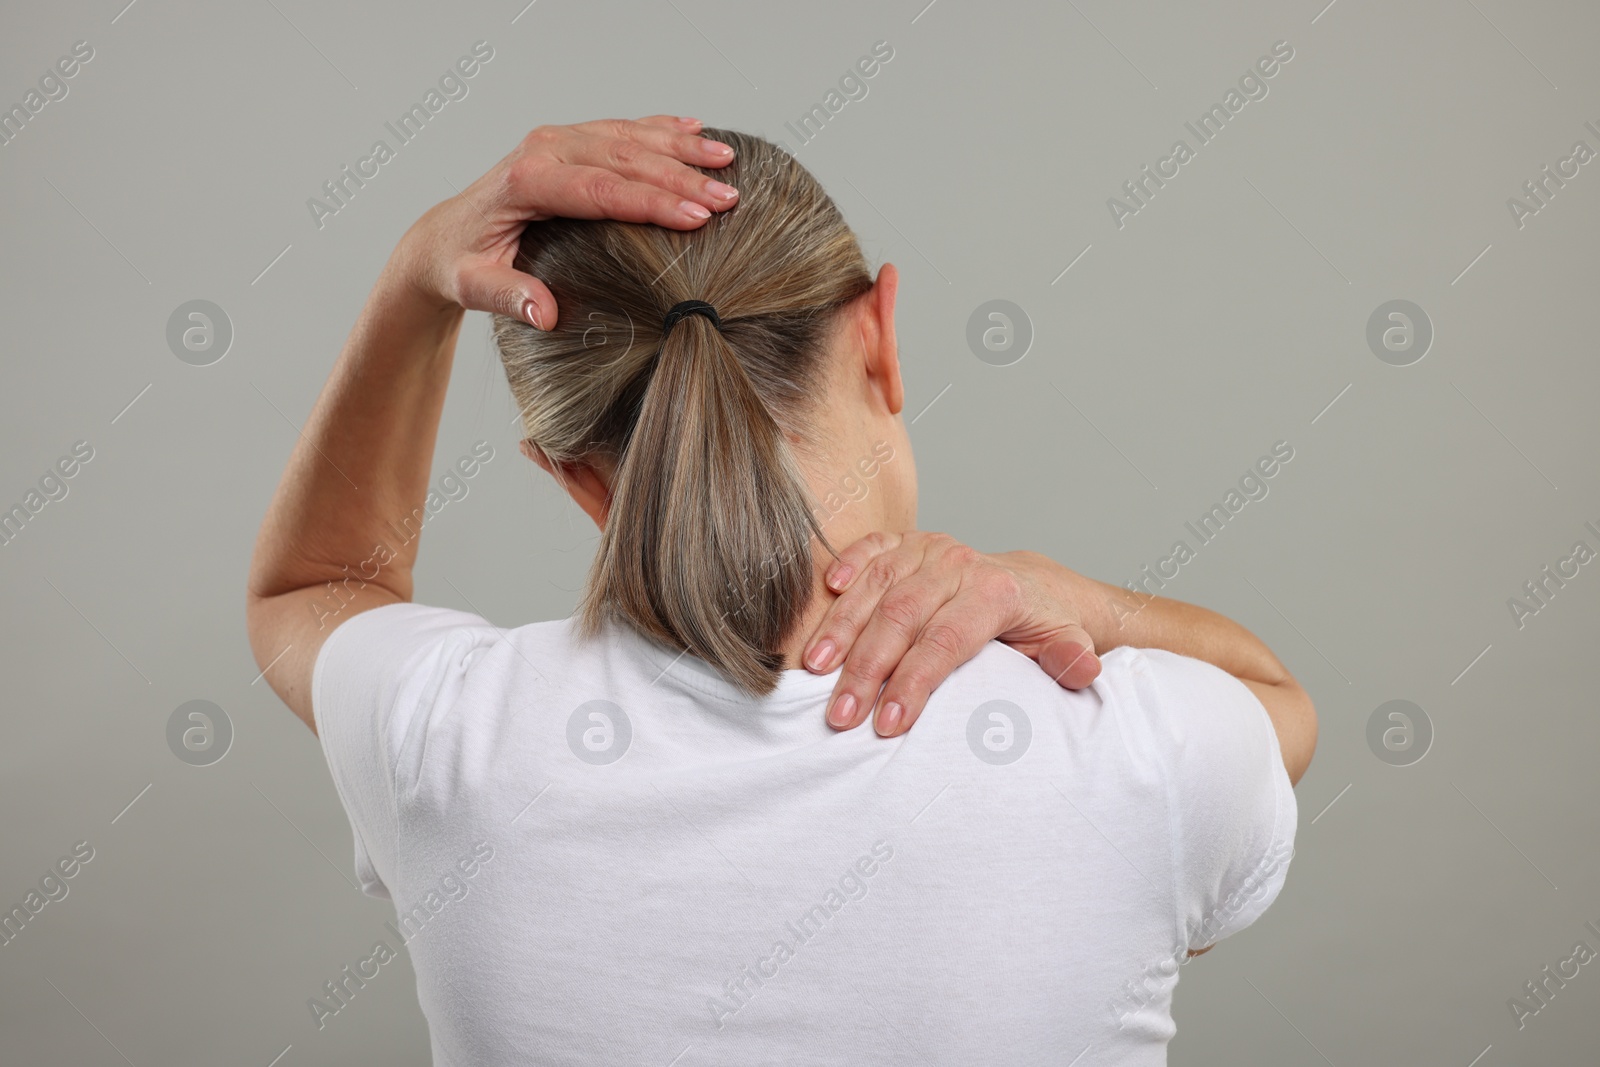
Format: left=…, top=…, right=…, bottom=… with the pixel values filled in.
left=1126, top=647, right=1298, bottom=952
left=311, top=601, right=504, bottom=899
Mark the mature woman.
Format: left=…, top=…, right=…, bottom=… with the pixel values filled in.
left=247, top=117, right=1315, bottom=1065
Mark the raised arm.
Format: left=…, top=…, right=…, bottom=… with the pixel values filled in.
left=1065, top=563, right=1317, bottom=786
left=245, top=117, right=739, bottom=733
left=804, top=534, right=1317, bottom=786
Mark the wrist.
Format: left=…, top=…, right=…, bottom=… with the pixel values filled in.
left=1059, top=571, right=1122, bottom=650
left=995, top=549, right=1111, bottom=642
left=387, top=209, right=468, bottom=317
left=1079, top=576, right=1143, bottom=652
left=372, top=243, right=467, bottom=340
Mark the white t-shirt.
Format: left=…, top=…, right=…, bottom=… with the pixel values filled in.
left=313, top=602, right=1296, bottom=1065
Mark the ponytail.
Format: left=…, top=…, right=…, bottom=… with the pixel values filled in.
left=583, top=313, right=825, bottom=694
left=492, top=127, right=874, bottom=695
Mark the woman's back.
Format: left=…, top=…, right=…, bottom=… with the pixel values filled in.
left=314, top=602, right=1296, bottom=1065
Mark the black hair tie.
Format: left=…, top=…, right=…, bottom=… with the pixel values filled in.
left=662, top=299, right=722, bottom=335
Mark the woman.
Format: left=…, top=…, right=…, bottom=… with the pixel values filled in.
left=247, top=117, right=1315, bottom=1064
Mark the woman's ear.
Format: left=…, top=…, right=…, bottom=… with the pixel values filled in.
left=868, top=262, right=904, bottom=416
left=519, top=438, right=553, bottom=471
left=521, top=440, right=613, bottom=528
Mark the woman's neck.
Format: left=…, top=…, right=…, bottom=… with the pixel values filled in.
left=777, top=566, right=843, bottom=672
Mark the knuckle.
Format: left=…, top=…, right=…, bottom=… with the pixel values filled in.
left=607, top=138, right=645, bottom=170
left=918, top=622, right=968, bottom=663
left=886, top=659, right=936, bottom=703
left=490, top=283, right=525, bottom=318
left=823, top=600, right=868, bottom=637
left=837, top=614, right=878, bottom=649
left=848, top=531, right=896, bottom=560
left=945, top=542, right=982, bottom=568
left=875, top=593, right=923, bottom=635
left=502, top=155, right=540, bottom=194
left=676, top=131, right=712, bottom=158
left=840, top=650, right=890, bottom=684
left=584, top=171, right=628, bottom=207
left=887, top=671, right=932, bottom=706
left=864, top=556, right=900, bottom=591
left=982, top=568, right=1024, bottom=609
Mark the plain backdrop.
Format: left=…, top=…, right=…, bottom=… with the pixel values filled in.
left=2, top=0, right=1598, bottom=1064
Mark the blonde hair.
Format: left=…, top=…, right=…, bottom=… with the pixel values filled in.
left=492, top=128, right=874, bottom=694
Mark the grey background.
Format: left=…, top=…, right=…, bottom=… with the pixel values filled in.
left=2, top=0, right=1596, bottom=1063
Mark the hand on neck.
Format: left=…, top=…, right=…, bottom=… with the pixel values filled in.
left=774, top=492, right=906, bottom=672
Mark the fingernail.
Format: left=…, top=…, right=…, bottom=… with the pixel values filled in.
left=705, top=179, right=739, bottom=202
left=876, top=702, right=903, bottom=737
left=677, top=116, right=702, bottom=127
left=523, top=300, right=544, bottom=329
left=704, top=140, right=733, bottom=158
left=827, top=564, right=853, bottom=590
left=827, top=692, right=856, bottom=727
left=681, top=201, right=711, bottom=220
left=807, top=640, right=835, bottom=672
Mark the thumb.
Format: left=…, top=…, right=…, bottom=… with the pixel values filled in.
left=1038, top=626, right=1101, bottom=689
left=454, top=262, right=557, bottom=329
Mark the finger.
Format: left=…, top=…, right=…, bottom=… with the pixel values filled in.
left=875, top=590, right=1014, bottom=736
left=820, top=531, right=904, bottom=595
left=805, top=535, right=925, bottom=677
left=1038, top=627, right=1102, bottom=689
left=825, top=567, right=961, bottom=734
left=568, top=117, right=734, bottom=170
left=566, top=131, right=739, bottom=211
left=514, top=161, right=715, bottom=229
left=635, top=114, right=705, bottom=132
left=453, top=262, right=557, bottom=327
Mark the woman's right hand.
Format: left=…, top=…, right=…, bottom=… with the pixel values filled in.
left=390, top=116, right=742, bottom=329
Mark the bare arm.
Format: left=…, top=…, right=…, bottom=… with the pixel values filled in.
left=802, top=536, right=1313, bottom=967
left=244, top=269, right=458, bottom=731
left=1063, top=566, right=1318, bottom=786
left=805, top=536, right=1317, bottom=788
left=246, top=116, right=739, bottom=733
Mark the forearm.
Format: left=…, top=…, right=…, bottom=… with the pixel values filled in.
left=1076, top=577, right=1294, bottom=688
left=247, top=241, right=462, bottom=603
left=1070, top=570, right=1317, bottom=784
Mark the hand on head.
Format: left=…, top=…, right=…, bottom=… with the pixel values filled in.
left=396, top=116, right=739, bottom=328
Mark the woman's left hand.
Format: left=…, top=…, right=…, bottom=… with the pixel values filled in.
left=802, top=532, right=1104, bottom=736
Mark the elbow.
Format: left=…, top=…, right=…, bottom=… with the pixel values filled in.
left=1285, top=681, right=1318, bottom=787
